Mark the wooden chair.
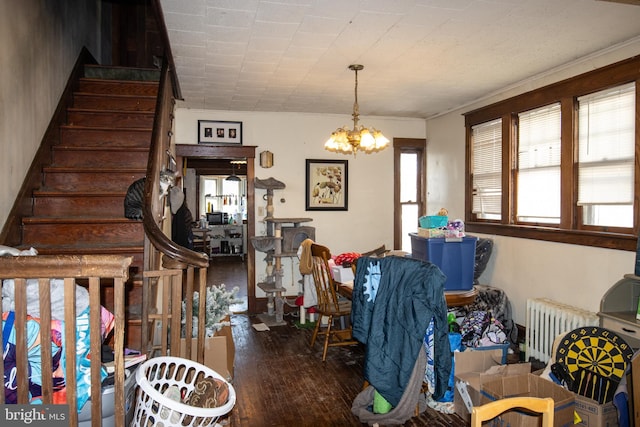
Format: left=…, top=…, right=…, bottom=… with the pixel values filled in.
left=471, top=397, right=554, bottom=427
left=309, top=243, right=358, bottom=361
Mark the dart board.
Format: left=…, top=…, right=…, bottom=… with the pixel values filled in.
left=555, top=326, right=633, bottom=382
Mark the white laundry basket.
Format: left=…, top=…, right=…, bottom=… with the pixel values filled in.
left=132, top=356, right=236, bottom=427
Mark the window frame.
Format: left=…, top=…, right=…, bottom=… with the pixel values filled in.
left=464, top=56, right=640, bottom=251
left=394, top=138, right=426, bottom=251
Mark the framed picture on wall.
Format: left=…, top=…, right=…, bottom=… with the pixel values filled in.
left=198, top=120, right=243, bottom=144
left=305, top=159, right=348, bottom=211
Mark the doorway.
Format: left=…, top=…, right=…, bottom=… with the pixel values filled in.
left=393, top=138, right=426, bottom=252
left=175, top=144, right=257, bottom=314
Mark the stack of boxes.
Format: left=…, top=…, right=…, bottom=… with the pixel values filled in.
left=454, top=349, right=577, bottom=426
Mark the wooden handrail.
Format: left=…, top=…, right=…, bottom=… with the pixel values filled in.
left=141, top=57, right=208, bottom=269
left=139, top=55, right=209, bottom=364
left=151, top=0, right=182, bottom=101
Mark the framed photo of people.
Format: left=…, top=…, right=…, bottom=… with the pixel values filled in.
left=198, top=120, right=243, bottom=144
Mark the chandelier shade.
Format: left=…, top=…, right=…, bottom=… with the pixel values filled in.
left=324, top=64, right=389, bottom=156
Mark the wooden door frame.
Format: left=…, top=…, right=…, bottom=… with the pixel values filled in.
left=175, top=144, right=257, bottom=314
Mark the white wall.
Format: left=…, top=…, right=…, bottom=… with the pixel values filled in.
left=0, top=0, right=101, bottom=231
left=174, top=108, right=425, bottom=296
left=426, top=40, right=640, bottom=326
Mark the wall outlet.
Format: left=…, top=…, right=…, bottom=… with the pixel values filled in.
left=258, top=206, right=265, bottom=216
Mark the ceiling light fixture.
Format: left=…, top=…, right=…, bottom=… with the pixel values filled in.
left=225, top=162, right=241, bottom=181
left=324, top=64, right=389, bottom=156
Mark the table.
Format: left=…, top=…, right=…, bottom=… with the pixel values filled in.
left=191, top=228, right=211, bottom=254
left=336, top=282, right=478, bottom=307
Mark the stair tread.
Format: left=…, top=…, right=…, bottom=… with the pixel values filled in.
left=79, top=78, right=159, bottom=85
left=67, top=107, right=155, bottom=115
left=52, top=145, right=149, bottom=152
left=60, top=124, right=152, bottom=131
left=74, top=91, right=157, bottom=100
left=81, top=67, right=160, bottom=82
left=33, top=189, right=127, bottom=196
left=23, top=216, right=141, bottom=224
left=43, top=166, right=146, bottom=173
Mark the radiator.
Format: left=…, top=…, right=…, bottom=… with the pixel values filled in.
left=525, top=298, right=599, bottom=363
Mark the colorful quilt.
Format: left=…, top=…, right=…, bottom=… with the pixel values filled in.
left=2, top=306, right=114, bottom=412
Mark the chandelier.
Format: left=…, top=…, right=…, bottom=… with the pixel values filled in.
left=324, top=64, right=389, bottom=156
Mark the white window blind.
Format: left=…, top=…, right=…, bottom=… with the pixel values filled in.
left=578, top=82, right=635, bottom=205
left=517, top=103, right=561, bottom=223
left=472, top=119, right=502, bottom=219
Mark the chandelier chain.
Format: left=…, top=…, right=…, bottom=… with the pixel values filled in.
left=353, top=68, right=359, bottom=120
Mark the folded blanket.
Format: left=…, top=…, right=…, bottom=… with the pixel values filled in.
left=2, top=279, right=89, bottom=321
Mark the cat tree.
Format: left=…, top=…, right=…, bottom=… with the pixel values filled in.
left=250, top=177, right=313, bottom=326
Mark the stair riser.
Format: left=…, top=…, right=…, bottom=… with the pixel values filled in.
left=103, top=282, right=143, bottom=312
left=23, top=222, right=143, bottom=245
left=67, top=111, right=154, bottom=128
left=124, top=323, right=143, bottom=352
left=34, top=196, right=126, bottom=217
left=73, top=94, right=156, bottom=112
left=60, top=127, right=151, bottom=147
left=43, top=171, right=144, bottom=192
left=78, top=79, right=159, bottom=97
left=53, top=148, right=148, bottom=168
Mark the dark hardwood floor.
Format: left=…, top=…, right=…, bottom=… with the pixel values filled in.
left=209, top=258, right=469, bottom=427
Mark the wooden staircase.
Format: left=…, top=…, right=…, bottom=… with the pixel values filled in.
left=21, top=64, right=160, bottom=349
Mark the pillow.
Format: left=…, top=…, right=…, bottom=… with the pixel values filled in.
left=186, top=377, right=229, bottom=408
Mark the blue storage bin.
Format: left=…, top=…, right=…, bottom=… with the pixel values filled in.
left=409, top=234, right=478, bottom=291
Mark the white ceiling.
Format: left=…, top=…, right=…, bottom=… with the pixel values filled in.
left=159, top=0, right=640, bottom=119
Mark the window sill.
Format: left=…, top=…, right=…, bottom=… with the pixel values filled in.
left=465, top=222, right=637, bottom=251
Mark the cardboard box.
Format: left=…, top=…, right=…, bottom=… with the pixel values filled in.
left=574, top=394, right=619, bottom=427
left=417, top=227, right=445, bottom=238
left=473, top=342, right=510, bottom=364
left=481, top=373, right=575, bottom=427
left=331, top=265, right=354, bottom=283
left=454, top=349, right=531, bottom=422
left=180, top=323, right=235, bottom=381
left=631, top=350, right=639, bottom=427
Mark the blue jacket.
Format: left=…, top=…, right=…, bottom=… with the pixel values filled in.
left=351, top=256, right=451, bottom=407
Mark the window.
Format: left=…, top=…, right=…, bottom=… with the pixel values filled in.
left=400, top=152, right=419, bottom=252
left=199, top=176, right=247, bottom=221
left=578, top=83, right=635, bottom=229
left=465, top=56, right=639, bottom=251
left=471, top=119, right=502, bottom=220
left=516, top=104, right=561, bottom=224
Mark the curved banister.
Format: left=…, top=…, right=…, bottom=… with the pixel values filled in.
left=142, top=58, right=208, bottom=269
